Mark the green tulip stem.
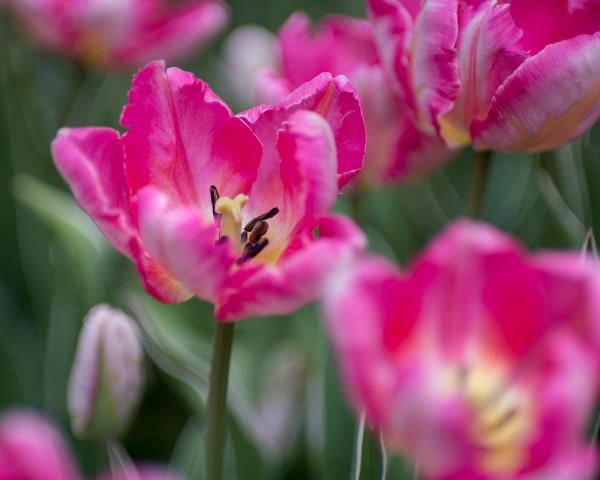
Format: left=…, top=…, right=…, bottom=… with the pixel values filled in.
left=205, top=321, right=235, bottom=480
left=467, top=150, right=492, bottom=218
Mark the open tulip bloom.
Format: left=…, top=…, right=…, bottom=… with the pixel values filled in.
left=10, top=0, right=229, bottom=68
left=325, top=220, right=600, bottom=480
left=254, top=12, right=454, bottom=184
left=368, top=0, right=600, bottom=152
left=52, top=60, right=366, bottom=321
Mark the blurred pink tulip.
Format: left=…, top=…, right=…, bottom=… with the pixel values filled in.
left=369, top=0, right=600, bottom=152
left=0, top=411, right=80, bottom=480
left=52, top=60, right=366, bottom=321
left=255, top=12, right=455, bottom=184
left=325, top=220, right=600, bottom=479
left=10, top=0, right=228, bottom=68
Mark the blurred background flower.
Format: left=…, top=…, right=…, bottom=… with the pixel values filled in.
left=0, top=410, right=81, bottom=480
left=6, top=0, right=229, bottom=69
left=325, top=220, right=600, bottom=479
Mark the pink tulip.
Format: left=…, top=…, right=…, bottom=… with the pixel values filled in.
left=0, top=411, right=80, bottom=480
left=254, top=12, right=454, bottom=184
left=10, top=0, right=228, bottom=68
left=369, top=0, right=600, bottom=152
left=325, top=220, right=600, bottom=479
left=52, top=60, right=366, bottom=321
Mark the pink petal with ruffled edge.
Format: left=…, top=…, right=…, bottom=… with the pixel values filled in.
left=111, top=0, right=229, bottom=67
left=136, top=187, right=235, bottom=304
left=121, top=61, right=262, bottom=216
left=410, top=0, right=460, bottom=132
left=216, top=215, right=366, bottom=322
left=277, top=111, right=338, bottom=231
left=449, top=2, right=525, bottom=136
left=51, top=127, right=136, bottom=256
left=244, top=72, right=365, bottom=189
left=367, top=0, right=419, bottom=107
left=472, top=33, right=600, bottom=152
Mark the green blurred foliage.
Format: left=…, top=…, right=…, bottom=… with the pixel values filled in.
left=1, top=0, right=599, bottom=479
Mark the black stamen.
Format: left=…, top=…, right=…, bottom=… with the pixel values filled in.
left=237, top=238, right=269, bottom=265
left=244, top=207, right=279, bottom=232
left=210, top=185, right=220, bottom=218
left=241, top=230, right=248, bottom=244
left=249, top=220, right=269, bottom=243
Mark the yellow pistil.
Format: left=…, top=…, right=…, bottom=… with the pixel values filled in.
left=462, top=363, right=531, bottom=475
left=215, top=194, right=249, bottom=251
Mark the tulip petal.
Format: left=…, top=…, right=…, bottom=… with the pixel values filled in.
left=367, top=0, right=418, bottom=106
left=506, top=0, right=600, bottom=54
left=277, top=12, right=378, bottom=86
left=113, top=0, right=229, bottom=67
left=243, top=72, right=366, bottom=188
left=121, top=61, right=262, bottom=217
left=136, top=187, right=235, bottom=304
left=254, top=67, right=293, bottom=105
left=388, top=115, right=455, bottom=181
left=274, top=110, right=338, bottom=253
left=51, top=127, right=136, bottom=256
left=530, top=252, right=600, bottom=355
left=215, top=215, right=366, bottom=321
left=324, top=255, right=474, bottom=476
left=472, top=33, right=600, bottom=151
left=410, top=0, right=460, bottom=131
left=409, top=220, right=522, bottom=360
left=451, top=2, right=525, bottom=132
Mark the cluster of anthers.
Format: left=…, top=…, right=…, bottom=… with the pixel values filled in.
left=210, top=185, right=279, bottom=265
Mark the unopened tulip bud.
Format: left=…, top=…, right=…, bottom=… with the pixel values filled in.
left=68, top=304, right=144, bottom=440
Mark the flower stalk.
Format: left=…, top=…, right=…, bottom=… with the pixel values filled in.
left=467, top=150, right=492, bottom=218
left=205, top=321, right=235, bottom=480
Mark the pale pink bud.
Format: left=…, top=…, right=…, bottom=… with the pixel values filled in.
left=68, top=304, right=144, bottom=440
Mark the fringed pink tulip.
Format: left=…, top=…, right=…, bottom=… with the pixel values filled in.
left=0, top=411, right=80, bottom=480
left=52, top=61, right=366, bottom=322
left=325, top=220, right=600, bottom=480
left=369, top=0, right=600, bottom=152
left=9, top=0, right=228, bottom=68
left=254, top=12, right=454, bottom=184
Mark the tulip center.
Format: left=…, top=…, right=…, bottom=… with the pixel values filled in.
left=210, top=185, right=279, bottom=265
left=459, top=364, right=532, bottom=475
